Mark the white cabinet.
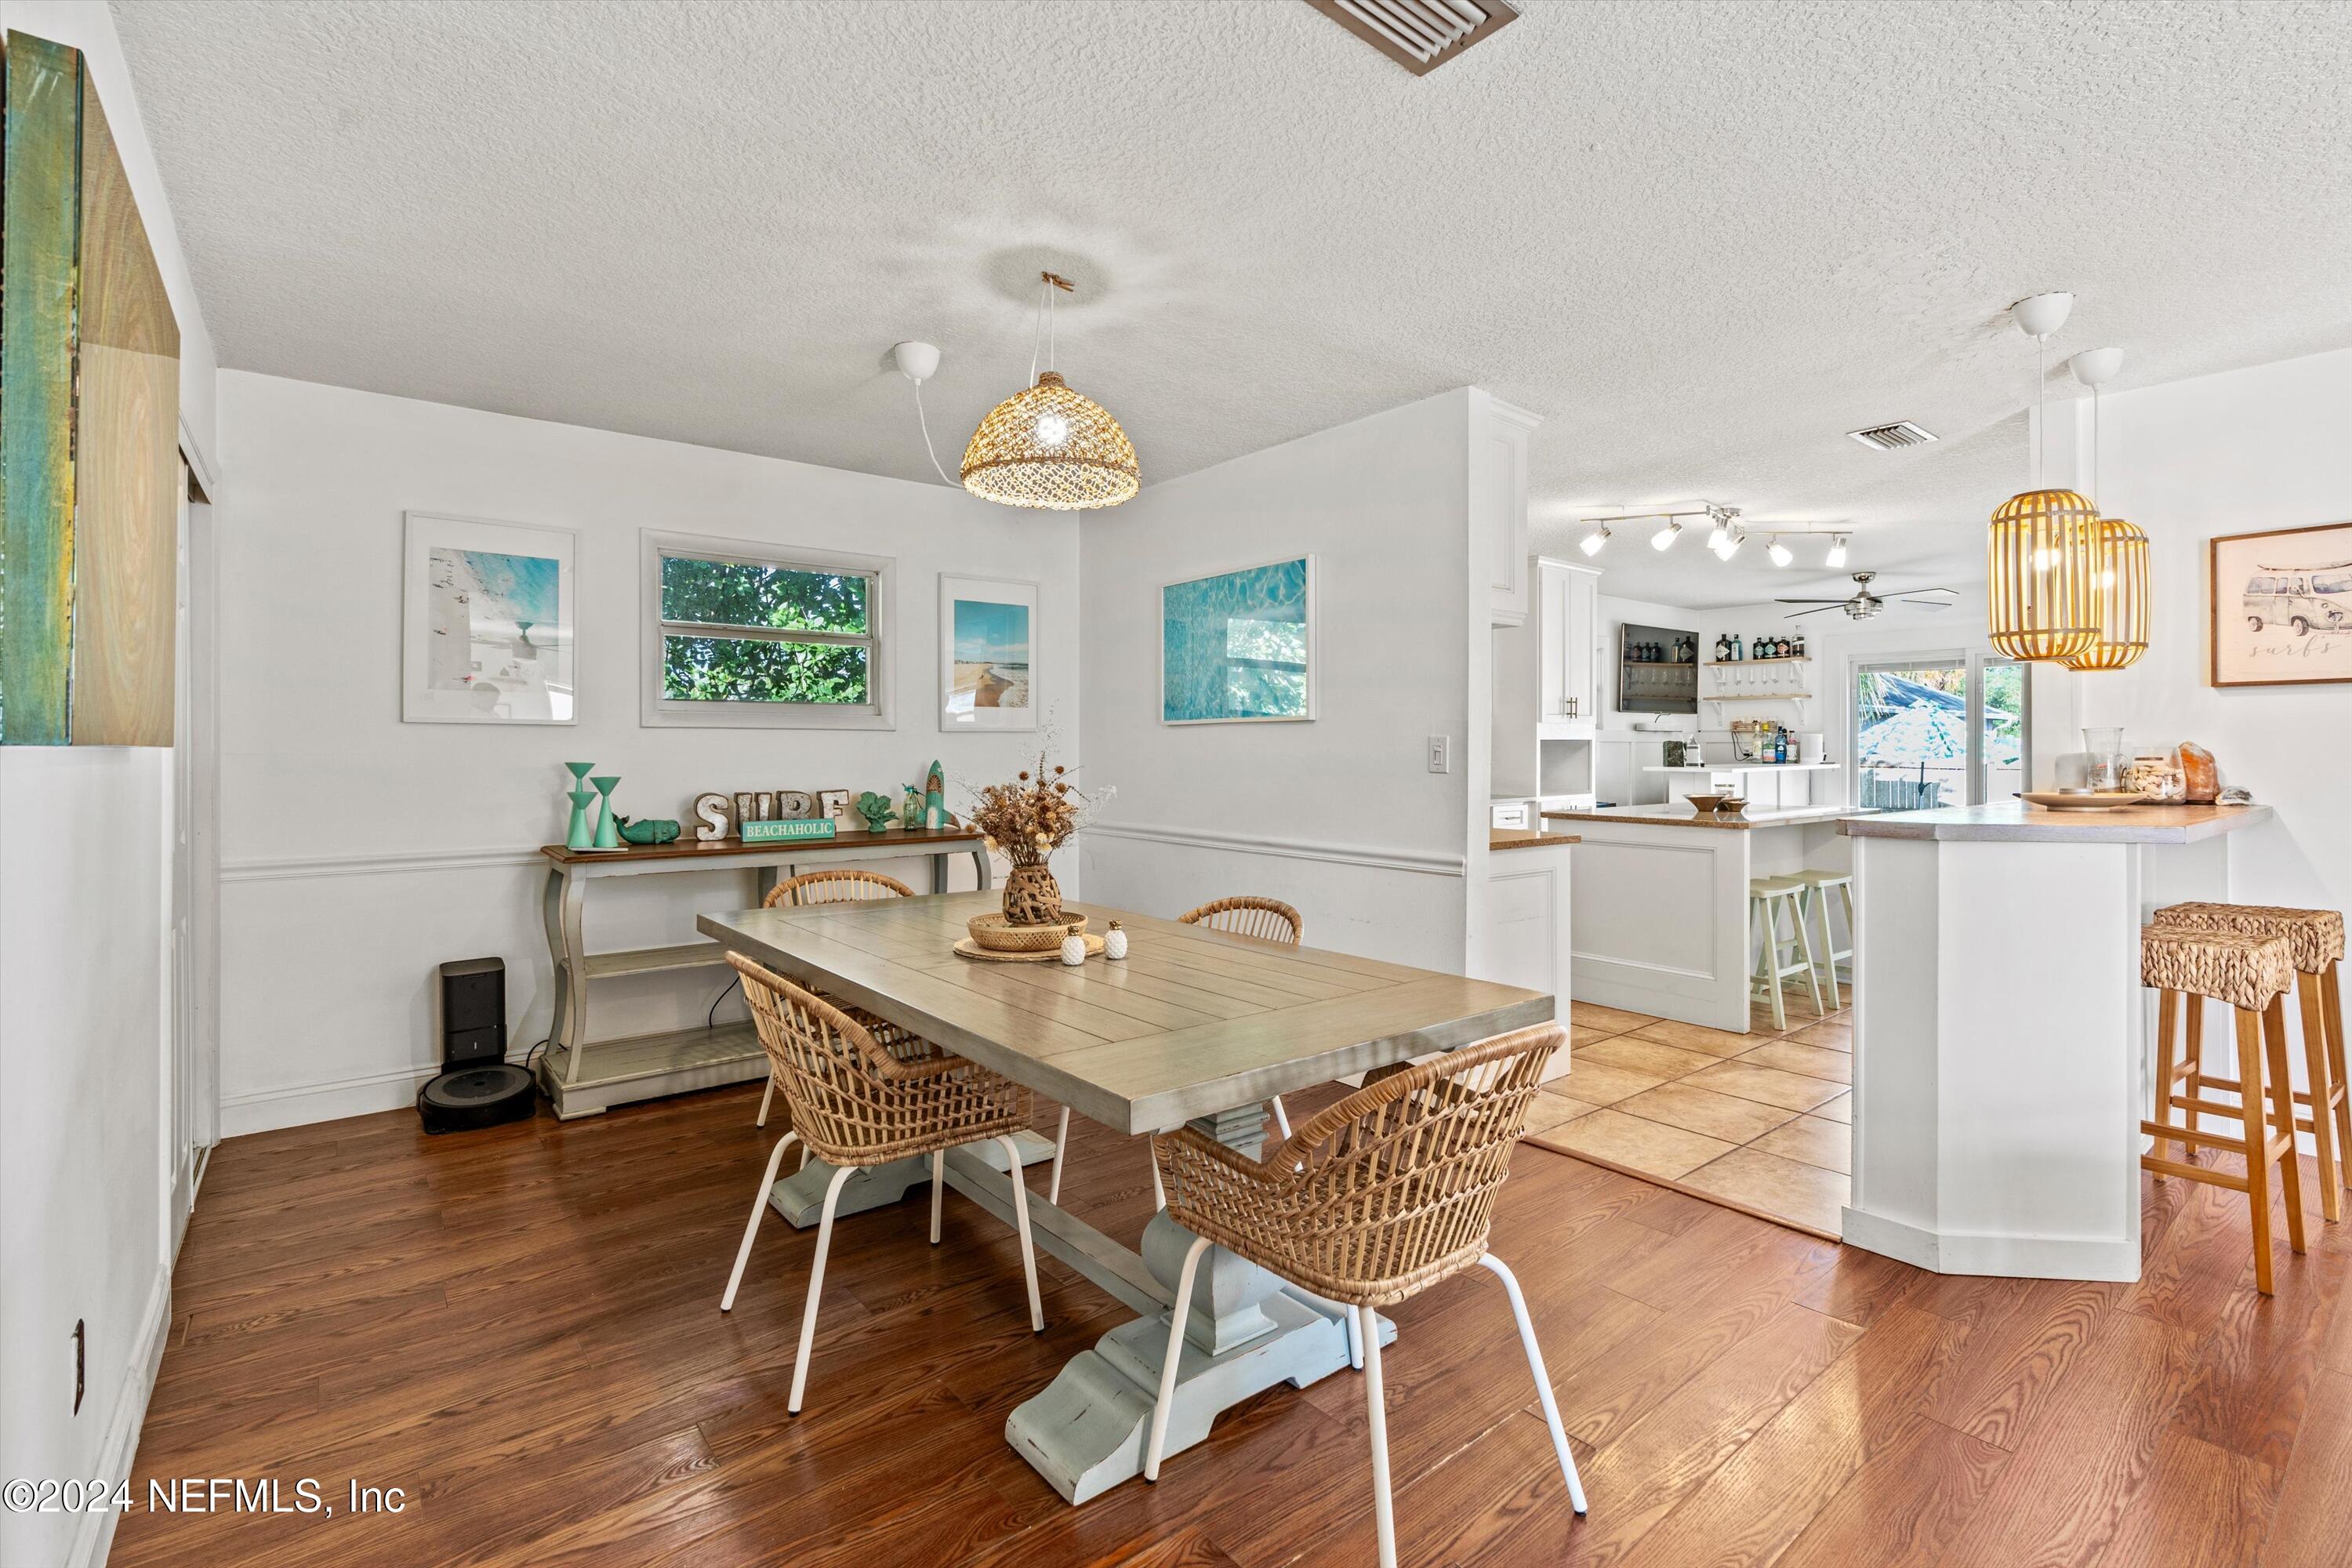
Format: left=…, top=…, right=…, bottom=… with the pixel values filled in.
left=1537, top=559, right=1601, bottom=739
left=1475, top=394, right=1541, bottom=627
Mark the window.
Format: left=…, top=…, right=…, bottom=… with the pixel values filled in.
left=641, top=532, right=894, bottom=728
left=1853, top=652, right=2030, bottom=810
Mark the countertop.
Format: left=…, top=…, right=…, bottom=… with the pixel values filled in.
left=1490, top=829, right=1581, bottom=851
left=1840, top=800, right=2273, bottom=844
left=1543, top=804, right=1869, bottom=833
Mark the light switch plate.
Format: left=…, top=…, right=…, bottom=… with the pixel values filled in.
left=1427, top=735, right=1451, bottom=773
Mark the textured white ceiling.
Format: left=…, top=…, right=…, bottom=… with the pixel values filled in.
left=115, top=0, right=2352, bottom=608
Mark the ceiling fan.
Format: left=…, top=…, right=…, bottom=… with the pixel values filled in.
left=1777, top=572, right=1958, bottom=621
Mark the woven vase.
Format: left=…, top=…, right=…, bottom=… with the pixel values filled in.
left=1003, top=862, right=1065, bottom=927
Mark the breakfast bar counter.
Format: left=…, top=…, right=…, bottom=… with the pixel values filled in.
left=1839, top=800, right=2274, bottom=1282
left=1546, top=804, right=1868, bottom=1030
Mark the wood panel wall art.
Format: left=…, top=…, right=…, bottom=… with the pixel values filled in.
left=0, top=31, right=182, bottom=746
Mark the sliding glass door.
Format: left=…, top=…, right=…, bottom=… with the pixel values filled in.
left=1853, top=655, right=2031, bottom=810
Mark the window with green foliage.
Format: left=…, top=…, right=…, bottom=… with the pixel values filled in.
left=654, top=552, right=878, bottom=707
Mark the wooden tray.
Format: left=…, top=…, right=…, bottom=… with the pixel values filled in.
left=2020, top=790, right=2147, bottom=811
left=953, top=934, right=1105, bottom=964
left=965, top=912, right=1088, bottom=953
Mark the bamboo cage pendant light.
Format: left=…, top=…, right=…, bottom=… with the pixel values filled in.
left=2061, top=368, right=2150, bottom=671
left=960, top=273, right=1140, bottom=512
left=1987, top=295, right=2101, bottom=662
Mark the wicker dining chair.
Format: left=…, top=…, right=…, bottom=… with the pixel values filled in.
left=719, top=953, right=1045, bottom=1412
left=753, top=869, right=917, bottom=1129
left=1142, top=1023, right=1584, bottom=1566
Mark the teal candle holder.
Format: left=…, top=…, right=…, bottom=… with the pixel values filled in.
left=564, top=760, right=594, bottom=786
left=565, top=789, right=598, bottom=850
left=590, top=775, right=622, bottom=849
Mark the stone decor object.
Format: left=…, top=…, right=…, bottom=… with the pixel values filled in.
left=2175, top=741, right=2220, bottom=804
left=855, top=791, right=896, bottom=833
left=616, top=817, right=681, bottom=845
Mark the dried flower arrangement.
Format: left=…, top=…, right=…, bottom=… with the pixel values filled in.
left=964, top=739, right=1112, bottom=927
left=965, top=751, right=1109, bottom=867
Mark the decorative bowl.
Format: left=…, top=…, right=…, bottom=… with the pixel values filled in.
left=1685, top=793, right=1727, bottom=814
left=965, top=912, right=1089, bottom=953
left=1713, top=797, right=1748, bottom=815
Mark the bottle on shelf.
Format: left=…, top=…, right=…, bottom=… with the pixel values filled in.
left=1730, top=633, right=1744, bottom=661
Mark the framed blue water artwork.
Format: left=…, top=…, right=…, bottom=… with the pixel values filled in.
left=1160, top=555, right=1316, bottom=724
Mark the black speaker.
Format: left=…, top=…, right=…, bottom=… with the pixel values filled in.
left=421, top=957, right=535, bottom=1134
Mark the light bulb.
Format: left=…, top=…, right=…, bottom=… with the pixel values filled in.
left=1650, top=520, right=1682, bottom=552
left=1715, top=529, right=1744, bottom=561
left=1034, top=412, right=1070, bottom=448
left=1578, top=525, right=1610, bottom=557
left=2033, top=547, right=2062, bottom=571
left=1706, top=522, right=1728, bottom=553
left=1767, top=536, right=1793, bottom=568
left=1825, top=534, right=1848, bottom=568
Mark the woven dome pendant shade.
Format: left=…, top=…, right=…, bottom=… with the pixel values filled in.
left=960, top=371, right=1139, bottom=511
left=2063, top=515, right=2150, bottom=671
left=1987, top=488, right=2102, bottom=662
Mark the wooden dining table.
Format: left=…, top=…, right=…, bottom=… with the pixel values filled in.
left=699, top=888, right=1552, bottom=1504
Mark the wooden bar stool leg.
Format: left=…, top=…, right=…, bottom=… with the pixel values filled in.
left=2328, top=962, right=2352, bottom=1193
left=1756, top=895, right=1787, bottom=1033
left=2151, top=988, right=2182, bottom=1172
left=2237, top=1007, right=2277, bottom=1296
left=2296, top=972, right=2342, bottom=1221
left=2263, top=999, right=2309, bottom=1255
left=1790, top=890, right=1826, bottom=1018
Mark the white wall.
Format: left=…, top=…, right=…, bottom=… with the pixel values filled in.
left=2056, top=346, right=2352, bottom=915
left=212, top=372, right=1080, bottom=1134
left=1078, top=390, right=1476, bottom=969
left=0, top=6, right=217, bottom=1568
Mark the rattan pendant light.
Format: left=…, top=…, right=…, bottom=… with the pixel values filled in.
left=1987, top=294, right=2100, bottom=662
left=2060, top=351, right=2149, bottom=671
left=960, top=273, right=1139, bottom=511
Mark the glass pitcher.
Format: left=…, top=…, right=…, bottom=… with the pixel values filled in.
left=2082, top=727, right=2126, bottom=791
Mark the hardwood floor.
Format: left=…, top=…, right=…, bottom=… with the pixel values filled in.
left=116, top=1076, right=2352, bottom=1566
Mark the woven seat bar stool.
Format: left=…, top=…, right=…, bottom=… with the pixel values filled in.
left=1052, top=894, right=1309, bottom=1210
left=1142, top=1023, right=1586, bottom=1567
left=1749, top=875, right=1824, bottom=1030
left=2138, top=925, right=2307, bottom=1294
left=1789, top=868, right=1855, bottom=1010
left=2152, top=902, right=2349, bottom=1222
left=717, top=953, right=1045, bottom=1412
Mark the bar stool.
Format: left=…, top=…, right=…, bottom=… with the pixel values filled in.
left=1788, top=868, right=1855, bottom=1011
left=2151, top=902, right=2348, bottom=1221
left=1142, top=1024, right=1586, bottom=1567
left=1749, top=876, right=1823, bottom=1031
left=2139, top=925, right=2306, bottom=1294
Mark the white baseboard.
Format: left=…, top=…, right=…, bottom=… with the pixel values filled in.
left=220, top=1062, right=438, bottom=1138
left=1840, top=1205, right=2140, bottom=1283
left=67, top=1267, right=171, bottom=1568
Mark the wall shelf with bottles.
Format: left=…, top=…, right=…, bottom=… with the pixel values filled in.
left=1703, top=656, right=1809, bottom=666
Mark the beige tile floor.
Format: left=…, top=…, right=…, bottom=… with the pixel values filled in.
left=1523, top=980, right=1854, bottom=1239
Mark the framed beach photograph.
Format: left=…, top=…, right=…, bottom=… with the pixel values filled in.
left=401, top=513, right=577, bottom=724
left=1160, top=554, right=1316, bottom=724
left=2210, top=521, right=2352, bottom=688
left=939, top=575, right=1038, bottom=731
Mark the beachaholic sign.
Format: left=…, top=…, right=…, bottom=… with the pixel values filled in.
left=401, top=512, right=578, bottom=724
left=939, top=575, right=1038, bottom=731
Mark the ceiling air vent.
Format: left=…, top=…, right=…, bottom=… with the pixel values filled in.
left=1848, top=421, right=1939, bottom=451
left=1305, top=0, right=1519, bottom=75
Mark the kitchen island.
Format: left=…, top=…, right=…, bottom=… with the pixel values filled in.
left=1544, top=803, right=1864, bottom=1032
left=1840, top=800, right=2275, bottom=1282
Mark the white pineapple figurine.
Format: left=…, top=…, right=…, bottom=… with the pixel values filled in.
left=1104, top=920, right=1127, bottom=960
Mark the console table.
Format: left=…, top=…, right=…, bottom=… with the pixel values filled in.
left=536, top=826, right=991, bottom=1118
